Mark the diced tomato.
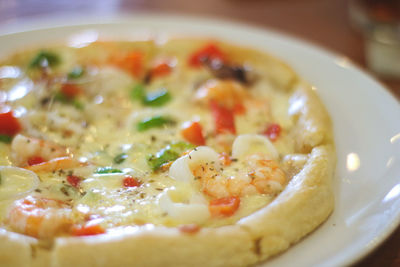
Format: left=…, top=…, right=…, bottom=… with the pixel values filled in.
left=180, top=121, right=206, bottom=146
left=233, top=102, right=246, bottom=115
left=110, top=51, right=143, bottom=78
left=209, top=100, right=236, bottom=134
left=150, top=61, right=172, bottom=78
left=123, top=176, right=140, bottom=188
left=264, top=123, right=281, bottom=142
left=71, top=224, right=105, bottom=236
left=188, top=43, right=225, bottom=67
left=0, top=110, right=21, bottom=136
left=209, top=196, right=240, bottom=217
left=27, top=156, right=45, bottom=166
left=67, top=175, right=82, bottom=188
left=61, top=83, right=82, bottom=99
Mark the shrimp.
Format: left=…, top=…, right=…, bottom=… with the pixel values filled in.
left=195, top=79, right=248, bottom=109
left=192, top=153, right=286, bottom=198
left=6, top=196, right=73, bottom=239
left=169, top=145, right=286, bottom=199
left=11, top=134, right=69, bottom=166
left=25, top=156, right=85, bottom=173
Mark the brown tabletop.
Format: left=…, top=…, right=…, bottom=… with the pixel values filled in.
left=0, top=0, right=399, bottom=266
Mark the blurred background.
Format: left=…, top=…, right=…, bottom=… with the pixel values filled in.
left=0, top=0, right=399, bottom=265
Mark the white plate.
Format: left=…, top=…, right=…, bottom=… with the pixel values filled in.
left=0, top=14, right=399, bottom=267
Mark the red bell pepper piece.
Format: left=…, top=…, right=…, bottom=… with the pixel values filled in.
left=264, top=123, right=281, bottom=142
left=27, top=156, right=45, bottom=166
left=150, top=61, right=172, bottom=78
left=181, top=121, right=206, bottom=146
left=110, top=51, right=144, bottom=78
left=67, top=175, right=82, bottom=188
left=209, top=196, right=240, bottom=217
left=209, top=100, right=236, bottom=134
left=61, top=83, right=82, bottom=99
left=188, top=43, right=225, bottom=67
left=123, top=176, right=140, bottom=188
left=0, top=110, right=21, bottom=136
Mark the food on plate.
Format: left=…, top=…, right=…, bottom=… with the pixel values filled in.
left=0, top=38, right=335, bottom=266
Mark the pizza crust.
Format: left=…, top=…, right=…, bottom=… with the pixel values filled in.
left=48, top=146, right=333, bottom=267
left=0, top=230, right=32, bottom=267
left=238, top=145, right=335, bottom=261
left=0, top=39, right=335, bottom=267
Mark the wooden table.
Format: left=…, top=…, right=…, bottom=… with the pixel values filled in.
left=0, top=0, right=399, bottom=266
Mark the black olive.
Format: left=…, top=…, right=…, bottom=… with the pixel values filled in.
left=205, top=58, right=255, bottom=85
left=40, top=97, right=51, bottom=106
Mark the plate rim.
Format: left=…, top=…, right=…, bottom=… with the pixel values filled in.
left=0, top=12, right=399, bottom=267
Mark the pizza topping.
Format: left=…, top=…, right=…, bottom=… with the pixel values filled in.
left=170, top=142, right=285, bottom=198
left=109, top=50, right=144, bottom=78
left=7, top=196, right=72, bottom=238
left=142, top=89, right=171, bottom=107
left=122, top=176, right=140, bottom=187
left=0, top=109, right=21, bottom=136
left=11, top=135, right=68, bottom=166
left=67, top=175, right=82, bottom=188
left=158, top=188, right=210, bottom=224
left=113, top=153, right=128, bottom=164
left=150, top=61, right=172, bottom=77
left=130, top=83, right=145, bottom=100
left=205, top=59, right=254, bottom=85
left=67, top=66, right=85, bottom=80
left=264, top=123, right=281, bottom=142
left=25, top=157, right=83, bottom=173
left=147, top=142, right=194, bottom=171
left=29, top=51, right=60, bottom=69
left=131, top=85, right=172, bottom=107
left=231, top=134, right=278, bottom=160
left=136, top=115, right=175, bottom=132
left=169, top=146, right=221, bottom=183
left=27, top=156, right=45, bottom=166
left=210, top=100, right=236, bottom=134
left=196, top=79, right=247, bottom=110
left=180, top=121, right=206, bottom=146
left=0, top=167, right=39, bottom=200
left=0, top=40, right=298, bottom=237
left=95, top=167, right=123, bottom=174
left=0, top=134, right=12, bottom=143
left=54, top=87, right=85, bottom=110
left=209, top=196, right=240, bottom=217
left=189, top=43, right=226, bottom=67
left=60, top=83, right=82, bottom=99
left=146, top=59, right=175, bottom=82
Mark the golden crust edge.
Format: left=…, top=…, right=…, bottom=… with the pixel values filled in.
left=238, top=144, right=335, bottom=262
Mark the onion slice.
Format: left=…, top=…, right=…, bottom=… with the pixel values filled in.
left=0, top=166, right=39, bottom=200
left=231, top=134, right=278, bottom=160
left=169, top=146, right=221, bottom=183
left=158, top=188, right=210, bottom=224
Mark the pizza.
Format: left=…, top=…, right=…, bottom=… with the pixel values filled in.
left=0, top=38, right=335, bottom=266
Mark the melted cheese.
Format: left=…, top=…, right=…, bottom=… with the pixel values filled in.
left=0, top=40, right=297, bottom=236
